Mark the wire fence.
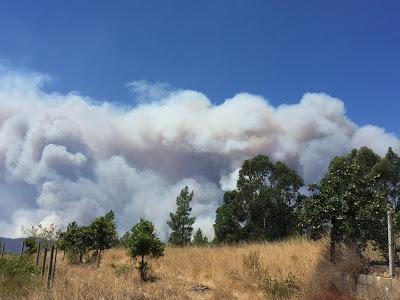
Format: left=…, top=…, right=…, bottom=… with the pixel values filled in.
left=0, top=240, right=58, bottom=288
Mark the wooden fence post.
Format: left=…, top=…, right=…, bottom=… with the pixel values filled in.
left=1, top=242, right=4, bottom=257
left=35, top=242, right=41, bottom=268
left=47, top=246, right=55, bottom=289
left=20, top=241, right=25, bottom=255
left=52, top=248, right=58, bottom=285
left=41, top=247, right=48, bottom=277
left=388, top=210, right=395, bottom=278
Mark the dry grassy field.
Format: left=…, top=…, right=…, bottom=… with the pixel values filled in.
left=6, top=238, right=356, bottom=300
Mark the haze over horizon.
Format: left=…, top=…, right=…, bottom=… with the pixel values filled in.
left=0, top=1, right=399, bottom=239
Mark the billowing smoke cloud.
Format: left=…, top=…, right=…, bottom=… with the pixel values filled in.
left=0, top=67, right=399, bottom=239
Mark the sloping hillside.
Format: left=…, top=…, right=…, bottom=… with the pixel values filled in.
left=0, top=237, right=25, bottom=254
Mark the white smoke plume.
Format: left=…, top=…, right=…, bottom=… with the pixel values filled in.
left=0, top=66, right=399, bottom=239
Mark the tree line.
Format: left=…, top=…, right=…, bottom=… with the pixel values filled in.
left=57, top=211, right=118, bottom=265
left=214, top=146, right=400, bottom=259
left=21, top=146, right=400, bottom=279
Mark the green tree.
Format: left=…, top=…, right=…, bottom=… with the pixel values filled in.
left=120, top=231, right=131, bottom=248
left=89, top=210, right=118, bottom=266
left=167, top=186, right=196, bottom=246
left=214, top=191, right=244, bottom=243
left=298, top=147, right=388, bottom=257
left=126, top=218, right=165, bottom=281
left=371, top=147, right=400, bottom=210
left=192, top=229, right=208, bottom=246
left=214, top=155, right=303, bottom=243
left=60, top=222, right=92, bottom=263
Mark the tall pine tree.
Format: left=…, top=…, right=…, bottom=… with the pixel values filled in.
left=167, top=186, right=196, bottom=246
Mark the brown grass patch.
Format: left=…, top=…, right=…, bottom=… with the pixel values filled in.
left=2, top=238, right=355, bottom=299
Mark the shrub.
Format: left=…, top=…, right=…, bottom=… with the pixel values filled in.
left=262, top=273, right=297, bottom=299
left=110, top=262, right=132, bottom=277
left=0, top=255, right=40, bottom=297
left=242, top=250, right=266, bottom=282
left=242, top=250, right=298, bottom=299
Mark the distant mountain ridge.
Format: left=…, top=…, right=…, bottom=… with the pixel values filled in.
left=0, top=237, right=25, bottom=254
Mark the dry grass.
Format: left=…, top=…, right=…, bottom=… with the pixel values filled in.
left=6, top=238, right=355, bottom=300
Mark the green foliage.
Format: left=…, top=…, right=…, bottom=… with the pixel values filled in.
left=56, top=235, right=66, bottom=251
left=242, top=251, right=297, bottom=299
left=192, top=229, right=208, bottom=246
left=371, top=147, right=400, bottom=210
left=214, top=155, right=303, bottom=243
left=23, top=237, right=38, bottom=255
left=298, top=147, right=392, bottom=254
left=59, top=221, right=92, bottom=263
left=214, top=196, right=243, bottom=244
left=126, top=218, right=165, bottom=281
left=167, top=186, right=196, bottom=246
left=58, top=211, right=118, bottom=264
left=89, top=210, right=118, bottom=254
left=0, top=255, right=40, bottom=297
left=120, top=231, right=131, bottom=248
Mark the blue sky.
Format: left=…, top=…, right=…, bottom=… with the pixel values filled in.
left=2, top=1, right=400, bottom=237
left=1, top=0, right=399, bottom=135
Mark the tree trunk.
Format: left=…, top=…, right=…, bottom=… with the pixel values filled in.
left=140, top=255, right=145, bottom=281
left=35, top=242, right=41, bottom=268
left=330, top=217, right=336, bottom=263
left=97, top=249, right=102, bottom=267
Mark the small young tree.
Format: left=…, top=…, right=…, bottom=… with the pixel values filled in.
left=56, top=234, right=67, bottom=260
left=126, top=218, right=164, bottom=281
left=192, top=229, right=208, bottom=246
left=89, top=210, right=118, bottom=266
left=167, top=186, right=196, bottom=246
left=61, top=222, right=92, bottom=263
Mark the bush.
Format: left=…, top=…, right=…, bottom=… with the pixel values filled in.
left=110, top=263, right=132, bottom=277
left=0, top=255, right=40, bottom=297
left=242, top=250, right=298, bottom=299
left=262, top=273, right=297, bottom=299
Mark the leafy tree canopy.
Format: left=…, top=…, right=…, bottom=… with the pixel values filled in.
left=371, top=147, right=400, bottom=210
left=89, top=210, right=118, bottom=253
left=299, top=147, right=393, bottom=254
left=59, top=221, right=92, bottom=263
left=214, top=154, right=303, bottom=243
